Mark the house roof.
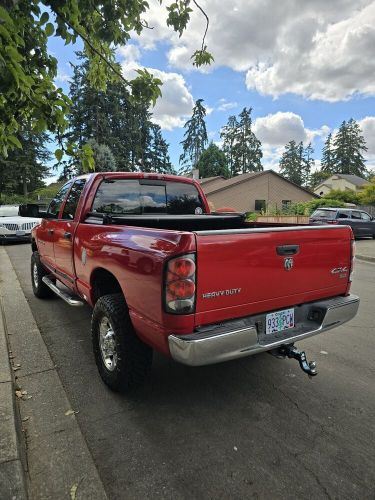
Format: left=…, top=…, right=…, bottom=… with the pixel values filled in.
left=334, top=174, right=370, bottom=187
left=202, top=170, right=318, bottom=197
left=315, top=174, right=370, bottom=190
left=198, top=176, right=225, bottom=185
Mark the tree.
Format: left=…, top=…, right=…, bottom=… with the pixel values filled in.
left=0, top=1, right=213, bottom=165
left=359, top=178, right=375, bottom=205
left=179, top=99, right=208, bottom=175
left=279, top=141, right=313, bottom=186
left=196, top=142, right=229, bottom=178
left=220, top=108, right=262, bottom=176
left=321, top=189, right=360, bottom=204
left=232, top=108, right=263, bottom=174
left=309, top=170, right=331, bottom=189
left=66, top=54, right=173, bottom=176
left=220, top=115, right=238, bottom=177
left=321, top=133, right=334, bottom=173
left=332, top=119, right=368, bottom=176
left=0, top=129, right=50, bottom=198
left=87, top=139, right=116, bottom=172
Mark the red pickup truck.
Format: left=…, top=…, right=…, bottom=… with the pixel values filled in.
left=30, top=172, right=359, bottom=391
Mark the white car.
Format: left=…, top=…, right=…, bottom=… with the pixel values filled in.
left=0, top=205, right=41, bottom=243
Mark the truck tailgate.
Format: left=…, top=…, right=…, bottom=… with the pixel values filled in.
left=194, top=226, right=352, bottom=326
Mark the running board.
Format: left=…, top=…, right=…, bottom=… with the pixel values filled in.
left=42, top=276, right=84, bottom=306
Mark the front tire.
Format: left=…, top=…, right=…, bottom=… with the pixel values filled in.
left=91, top=293, right=152, bottom=392
left=31, top=251, right=54, bottom=298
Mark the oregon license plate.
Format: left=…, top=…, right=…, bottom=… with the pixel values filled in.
left=16, top=230, right=25, bottom=236
left=266, top=308, right=295, bottom=334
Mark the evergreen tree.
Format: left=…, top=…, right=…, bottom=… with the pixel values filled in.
left=233, top=108, right=263, bottom=174
left=67, top=54, right=172, bottom=175
left=220, top=115, right=238, bottom=177
left=0, top=129, right=50, bottom=197
left=279, top=140, right=313, bottom=186
left=332, top=119, right=367, bottom=176
left=87, top=139, right=116, bottom=172
left=220, top=108, right=263, bottom=176
left=321, top=133, right=334, bottom=173
left=196, top=142, right=229, bottom=179
left=179, top=99, right=208, bottom=175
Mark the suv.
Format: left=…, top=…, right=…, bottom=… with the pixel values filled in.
left=310, top=207, right=375, bottom=238
left=0, top=204, right=41, bottom=242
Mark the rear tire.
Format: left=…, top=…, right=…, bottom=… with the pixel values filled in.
left=91, top=293, right=152, bottom=392
left=31, top=251, right=54, bottom=298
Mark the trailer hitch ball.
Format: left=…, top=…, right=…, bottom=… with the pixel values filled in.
left=275, top=344, right=318, bottom=377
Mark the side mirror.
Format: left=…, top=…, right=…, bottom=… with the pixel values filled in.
left=18, top=203, right=40, bottom=218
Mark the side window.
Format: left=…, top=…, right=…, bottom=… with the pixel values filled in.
left=351, top=211, right=361, bottom=220
left=62, top=179, right=87, bottom=220
left=360, top=212, right=371, bottom=221
left=255, top=200, right=266, bottom=212
left=338, top=211, right=349, bottom=219
left=47, top=182, right=72, bottom=218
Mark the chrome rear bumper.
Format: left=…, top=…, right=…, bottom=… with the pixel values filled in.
left=168, top=294, right=359, bottom=366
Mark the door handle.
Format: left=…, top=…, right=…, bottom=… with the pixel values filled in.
left=63, top=232, right=72, bottom=240
left=47, top=229, right=54, bottom=235
left=276, top=245, right=299, bottom=256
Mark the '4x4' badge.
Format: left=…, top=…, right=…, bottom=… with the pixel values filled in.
left=284, top=257, right=294, bottom=271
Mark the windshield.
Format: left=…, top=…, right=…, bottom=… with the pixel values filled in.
left=0, top=205, right=19, bottom=217
left=311, top=209, right=337, bottom=219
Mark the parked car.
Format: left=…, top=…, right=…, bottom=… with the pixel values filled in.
left=0, top=204, right=41, bottom=243
left=310, top=207, right=375, bottom=238
left=29, top=173, right=359, bottom=391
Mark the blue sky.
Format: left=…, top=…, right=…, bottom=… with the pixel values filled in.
left=48, top=0, right=375, bottom=180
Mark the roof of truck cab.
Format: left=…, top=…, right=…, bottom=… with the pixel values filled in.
left=77, top=172, right=197, bottom=184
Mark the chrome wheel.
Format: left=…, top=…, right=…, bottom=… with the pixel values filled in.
left=99, top=316, right=117, bottom=371
left=33, top=262, right=39, bottom=289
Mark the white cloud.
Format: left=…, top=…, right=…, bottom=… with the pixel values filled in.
left=136, top=0, right=375, bottom=102
left=359, top=116, right=375, bottom=155
left=121, top=60, right=194, bottom=130
left=217, top=99, right=238, bottom=112
left=253, top=112, right=328, bottom=147
left=117, top=44, right=141, bottom=63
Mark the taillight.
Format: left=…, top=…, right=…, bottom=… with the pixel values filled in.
left=164, top=254, right=196, bottom=314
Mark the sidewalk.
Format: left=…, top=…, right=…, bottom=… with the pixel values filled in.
left=0, top=247, right=107, bottom=500
left=355, top=239, right=375, bottom=263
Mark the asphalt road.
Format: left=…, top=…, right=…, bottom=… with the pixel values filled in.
left=5, top=243, right=375, bottom=500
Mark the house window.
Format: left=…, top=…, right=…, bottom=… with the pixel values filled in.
left=282, top=200, right=291, bottom=209
left=255, top=199, right=266, bottom=212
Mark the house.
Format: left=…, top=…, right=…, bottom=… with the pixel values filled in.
left=199, top=170, right=317, bottom=212
left=314, top=174, right=370, bottom=196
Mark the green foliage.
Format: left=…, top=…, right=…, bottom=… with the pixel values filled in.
left=0, top=128, right=51, bottom=197
left=0, top=0, right=212, bottom=169
left=321, top=133, right=334, bottom=173
left=196, top=142, right=229, bottom=179
left=180, top=99, right=208, bottom=174
left=309, top=170, right=331, bottom=189
left=331, top=119, right=367, bottom=176
left=359, top=178, right=375, bottom=205
left=65, top=54, right=174, bottom=176
left=279, top=141, right=314, bottom=186
left=262, top=198, right=346, bottom=216
left=220, top=108, right=262, bottom=176
left=321, top=189, right=360, bottom=204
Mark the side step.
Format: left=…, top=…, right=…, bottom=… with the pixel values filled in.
left=42, top=276, right=84, bottom=307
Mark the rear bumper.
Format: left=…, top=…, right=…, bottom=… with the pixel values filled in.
left=168, top=294, right=359, bottom=366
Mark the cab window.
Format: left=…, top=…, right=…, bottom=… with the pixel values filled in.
left=47, top=182, right=72, bottom=218
left=351, top=211, right=361, bottom=220
left=360, top=211, right=372, bottom=221
left=62, top=179, right=87, bottom=220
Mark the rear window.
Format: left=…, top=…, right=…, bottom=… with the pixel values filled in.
left=92, top=179, right=205, bottom=215
left=311, top=209, right=337, bottom=219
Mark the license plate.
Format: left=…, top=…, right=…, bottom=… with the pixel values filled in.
left=16, top=230, right=25, bottom=236
left=266, top=308, right=295, bottom=334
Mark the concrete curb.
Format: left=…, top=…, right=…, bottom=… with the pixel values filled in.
left=0, top=281, right=28, bottom=499
left=0, top=248, right=107, bottom=500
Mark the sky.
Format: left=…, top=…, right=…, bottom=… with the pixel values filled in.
left=48, top=0, right=375, bottom=181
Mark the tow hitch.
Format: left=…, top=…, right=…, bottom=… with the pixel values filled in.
left=272, top=344, right=318, bottom=377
